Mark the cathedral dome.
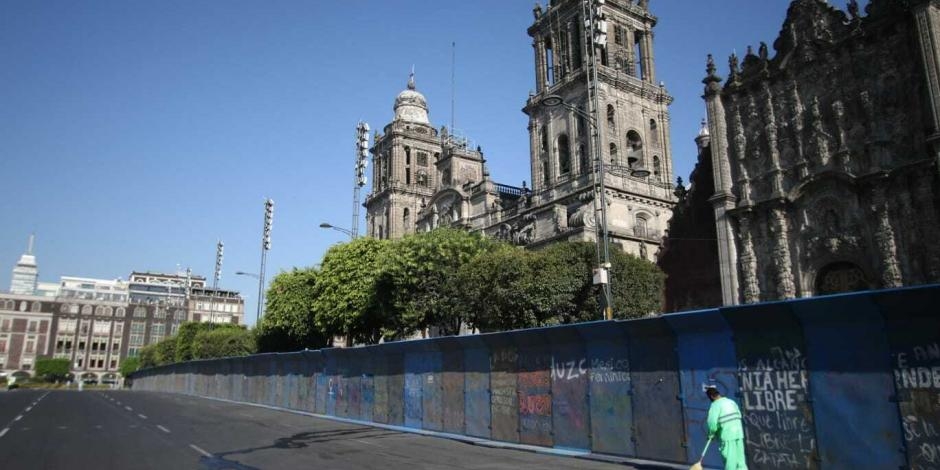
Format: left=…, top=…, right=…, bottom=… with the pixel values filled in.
left=393, top=72, right=430, bottom=125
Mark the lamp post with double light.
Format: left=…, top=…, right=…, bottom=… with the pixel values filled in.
left=319, top=222, right=354, bottom=239
left=537, top=0, right=650, bottom=320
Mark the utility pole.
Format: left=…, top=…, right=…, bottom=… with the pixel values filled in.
left=354, top=122, right=370, bottom=239
left=257, top=199, right=273, bottom=324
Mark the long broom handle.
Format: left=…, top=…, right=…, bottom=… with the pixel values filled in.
left=699, top=436, right=713, bottom=462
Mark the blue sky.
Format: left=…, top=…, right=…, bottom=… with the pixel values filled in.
left=0, top=0, right=862, bottom=324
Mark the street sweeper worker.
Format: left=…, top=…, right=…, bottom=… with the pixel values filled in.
left=705, top=384, right=747, bottom=470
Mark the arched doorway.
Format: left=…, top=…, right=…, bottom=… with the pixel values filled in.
left=815, top=262, right=870, bottom=295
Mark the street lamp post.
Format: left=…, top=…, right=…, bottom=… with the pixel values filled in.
left=537, top=0, right=650, bottom=321
left=319, top=222, right=354, bottom=239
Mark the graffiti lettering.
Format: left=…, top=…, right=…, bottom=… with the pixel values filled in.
left=518, top=394, right=551, bottom=415
left=894, top=367, right=940, bottom=390
left=550, top=357, right=586, bottom=381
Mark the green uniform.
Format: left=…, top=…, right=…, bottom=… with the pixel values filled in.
left=706, top=396, right=747, bottom=470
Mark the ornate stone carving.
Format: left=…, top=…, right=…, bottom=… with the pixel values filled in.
left=809, top=97, right=831, bottom=167
left=871, top=186, right=903, bottom=288
left=738, top=214, right=761, bottom=303
left=915, top=175, right=940, bottom=281
left=769, top=207, right=796, bottom=299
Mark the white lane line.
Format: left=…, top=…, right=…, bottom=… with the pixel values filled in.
left=124, top=406, right=133, bottom=411
left=157, top=425, right=171, bottom=433
left=13, top=415, right=22, bottom=421
left=138, top=414, right=147, bottom=419
left=25, top=407, right=31, bottom=412
left=0, top=428, right=8, bottom=438
left=189, top=444, right=212, bottom=457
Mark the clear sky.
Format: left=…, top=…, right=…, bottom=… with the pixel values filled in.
left=0, top=0, right=863, bottom=324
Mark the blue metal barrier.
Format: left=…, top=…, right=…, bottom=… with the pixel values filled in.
left=129, top=285, right=940, bottom=470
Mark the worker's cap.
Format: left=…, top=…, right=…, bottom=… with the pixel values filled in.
left=701, top=383, right=720, bottom=393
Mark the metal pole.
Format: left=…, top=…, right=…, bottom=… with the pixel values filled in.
left=584, top=0, right=614, bottom=319
left=258, top=199, right=273, bottom=324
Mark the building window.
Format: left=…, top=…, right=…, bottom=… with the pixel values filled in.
left=579, top=144, right=588, bottom=174
left=610, top=143, right=619, bottom=165
left=626, top=130, right=644, bottom=169
left=607, top=104, right=616, bottom=132
left=27, top=321, right=36, bottom=333
left=175, top=310, right=186, bottom=321
left=133, top=307, right=146, bottom=318
left=0, top=339, right=6, bottom=353
left=69, top=304, right=79, bottom=314
left=557, top=134, right=571, bottom=175
left=653, top=156, right=661, bottom=182
left=649, top=119, right=659, bottom=146
left=129, top=321, right=146, bottom=347
left=417, top=152, right=429, bottom=167
left=540, top=126, right=548, bottom=155
left=635, top=215, right=649, bottom=239
left=403, top=208, right=411, bottom=230
left=94, top=306, right=104, bottom=316
left=31, top=302, right=41, bottom=312
left=150, top=324, right=165, bottom=344
left=93, top=321, right=111, bottom=335
left=0, top=319, right=9, bottom=332
left=81, top=305, right=92, bottom=315
left=405, top=146, right=411, bottom=165
left=154, top=308, right=166, bottom=320
left=116, top=307, right=126, bottom=317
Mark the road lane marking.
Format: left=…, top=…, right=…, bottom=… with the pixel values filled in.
left=125, top=406, right=133, bottom=411
left=157, top=425, right=171, bottom=433
left=189, top=444, right=212, bottom=457
left=138, top=414, right=147, bottom=419
left=25, top=407, right=31, bottom=412
left=14, top=415, right=22, bottom=421
left=0, top=428, right=8, bottom=438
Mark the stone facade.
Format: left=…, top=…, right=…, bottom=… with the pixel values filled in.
left=366, top=0, right=676, bottom=262
left=704, top=0, right=940, bottom=305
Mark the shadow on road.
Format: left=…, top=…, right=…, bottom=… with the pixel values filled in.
left=199, top=425, right=404, bottom=469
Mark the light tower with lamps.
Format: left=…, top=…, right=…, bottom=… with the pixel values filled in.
left=255, top=199, right=274, bottom=324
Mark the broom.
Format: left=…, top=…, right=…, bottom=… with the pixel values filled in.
left=689, top=436, right=713, bottom=470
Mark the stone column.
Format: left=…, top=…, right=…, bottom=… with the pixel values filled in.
left=640, top=27, right=655, bottom=83
left=534, top=37, right=547, bottom=93
left=769, top=207, right=796, bottom=299
left=871, top=185, right=903, bottom=288
left=913, top=1, right=940, bottom=136
left=626, top=28, right=636, bottom=77
left=703, top=55, right=740, bottom=305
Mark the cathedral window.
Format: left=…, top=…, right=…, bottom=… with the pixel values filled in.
left=653, top=156, right=661, bottom=182
left=403, top=208, right=411, bottom=230
left=634, top=215, right=649, bottom=239
left=417, top=170, right=429, bottom=187
left=378, top=225, right=384, bottom=240
left=545, top=37, right=555, bottom=85
left=81, top=305, right=92, bottom=315
left=558, top=134, right=571, bottom=175
left=406, top=168, right=411, bottom=185
left=542, top=160, right=550, bottom=184
left=571, top=21, right=582, bottom=69
left=614, top=25, right=625, bottom=46
left=417, top=152, right=429, bottom=167
left=31, top=302, right=41, bottom=312
left=577, top=113, right=587, bottom=139
left=610, top=143, right=619, bottom=165
left=607, top=105, right=616, bottom=132
left=405, top=147, right=411, bottom=165
left=649, top=119, right=659, bottom=146
left=540, top=126, right=548, bottom=155
left=626, top=130, right=643, bottom=169
left=579, top=144, right=588, bottom=174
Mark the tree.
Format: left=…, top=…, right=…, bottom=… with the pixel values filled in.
left=608, top=247, right=666, bottom=319
left=313, top=237, right=393, bottom=345
left=173, top=322, right=218, bottom=362
left=192, top=326, right=255, bottom=359
left=119, top=356, right=141, bottom=377
left=34, top=357, right=70, bottom=382
left=257, top=267, right=328, bottom=352
left=379, top=228, right=499, bottom=337
left=139, top=336, right=177, bottom=368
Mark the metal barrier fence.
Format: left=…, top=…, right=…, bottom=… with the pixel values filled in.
left=130, top=285, right=940, bottom=469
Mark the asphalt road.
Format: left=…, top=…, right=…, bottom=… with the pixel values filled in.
left=0, top=390, right=636, bottom=470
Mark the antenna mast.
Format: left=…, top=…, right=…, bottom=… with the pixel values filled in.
left=451, top=41, right=456, bottom=131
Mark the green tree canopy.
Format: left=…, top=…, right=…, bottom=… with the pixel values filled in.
left=119, top=356, right=141, bottom=377
left=192, top=326, right=255, bottom=360
left=257, top=267, right=328, bottom=352
left=34, top=357, right=71, bottom=382
left=380, top=228, right=500, bottom=337
left=313, top=237, right=393, bottom=344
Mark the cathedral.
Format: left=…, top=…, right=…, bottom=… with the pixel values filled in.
left=701, top=0, right=940, bottom=305
left=365, top=0, right=677, bottom=263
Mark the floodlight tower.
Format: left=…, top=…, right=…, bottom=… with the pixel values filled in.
left=354, top=122, right=370, bottom=239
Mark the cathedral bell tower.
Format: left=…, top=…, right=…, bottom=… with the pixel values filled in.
left=520, top=0, right=676, bottom=260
